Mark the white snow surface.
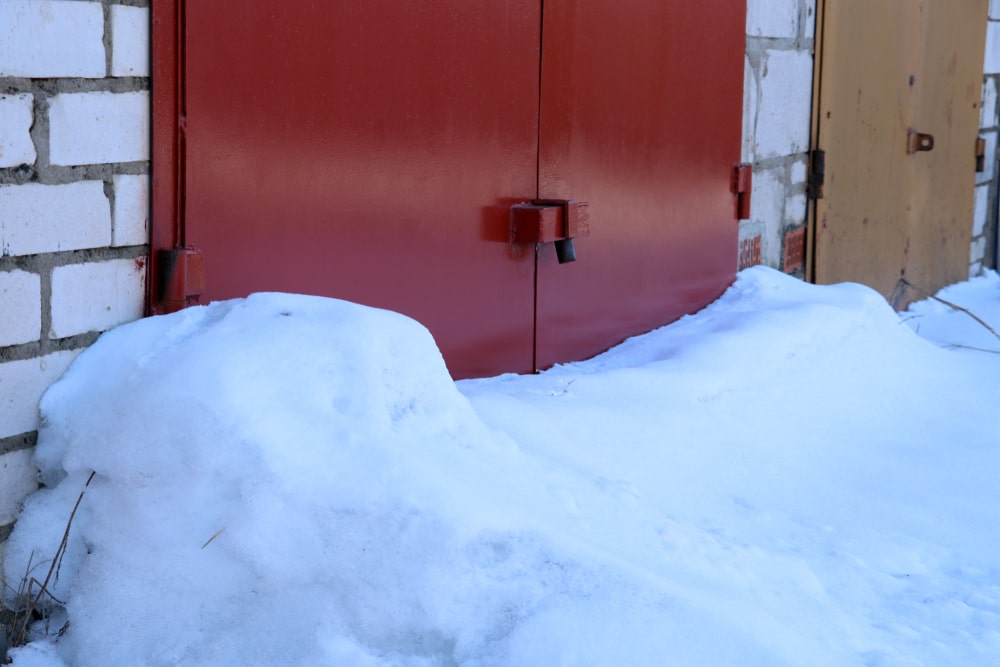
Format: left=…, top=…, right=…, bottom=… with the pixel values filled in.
left=4, top=267, right=1000, bottom=666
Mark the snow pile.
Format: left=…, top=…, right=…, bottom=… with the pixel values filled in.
left=4, top=268, right=1000, bottom=666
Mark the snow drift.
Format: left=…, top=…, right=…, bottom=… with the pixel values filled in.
left=4, top=267, right=1000, bottom=666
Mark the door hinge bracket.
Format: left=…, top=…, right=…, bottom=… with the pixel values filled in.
left=731, top=164, right=752, bottom=220
left=976, top=136, right=987, bottom=173
left=807, top=149, right=826, bottom=200
left=157, top=247, right=205, bottom=313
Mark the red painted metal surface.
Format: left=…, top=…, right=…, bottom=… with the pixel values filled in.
left=181, top=1, right=541, bottom=378
left=149, top=0, right=181, bottom=314
left=534, top=0, right=746, bottom=369
left=158, top=1, right=747, bottom=378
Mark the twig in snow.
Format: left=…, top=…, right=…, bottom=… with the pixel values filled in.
left=897, top=278, right=1000, bottom=344
left=201, top=528, right=226, bottom=549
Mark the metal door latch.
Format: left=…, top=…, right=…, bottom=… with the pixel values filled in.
left=510, top=199, right=590, bottom=264
left=907, top=130, right=935, bottom=154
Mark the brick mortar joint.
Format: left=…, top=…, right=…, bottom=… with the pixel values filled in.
left=0, top=162, right=151, bottom=187
left=1, top=331, right=102, bottom=365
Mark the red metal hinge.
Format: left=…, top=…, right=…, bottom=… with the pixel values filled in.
left=157, top=247, right=204, bottom=313
left=731, top=163, right=752, bottom=220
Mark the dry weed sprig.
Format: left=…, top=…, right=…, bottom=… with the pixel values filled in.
left=5, top=471, right=96, bottom=652
left=897, top=278, right=1000, bottom=344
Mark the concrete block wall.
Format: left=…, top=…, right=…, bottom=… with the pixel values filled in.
left=0, top=0, right=150, bottom=556
left=976, top=0, right=1000, bottom=276
left=740, top=0, right=816, bottom=274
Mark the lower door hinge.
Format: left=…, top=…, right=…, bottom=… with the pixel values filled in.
left=157, top=247, right=204, bottom=313
left=731, top=163, right=752, bottom=220
left=807, top=148, right=825, bottom=200
left=976, top=137, right=987, bottom=173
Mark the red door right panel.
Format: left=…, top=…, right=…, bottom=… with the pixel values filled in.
left=536, top=1, right=746, bottom=368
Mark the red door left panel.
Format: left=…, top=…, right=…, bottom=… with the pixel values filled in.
left=178, top=2, right=541, bottom=378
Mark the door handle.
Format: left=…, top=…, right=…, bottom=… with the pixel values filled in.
left=907, top=130, right=934, bottom=154
left=509, top=199, right=590, bottom=264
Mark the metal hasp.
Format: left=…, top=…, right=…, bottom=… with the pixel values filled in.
left=157, top=247, right=204, bottom=313
left=510, top=200, right=589, bottom=264
left=731, top=164, right=753, bottom=219
left=906, top=130, right=935, bottom=154
left=976, top=136, right=987, bottom=172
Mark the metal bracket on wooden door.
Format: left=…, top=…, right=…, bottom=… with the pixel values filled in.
left=510, top=199, right=590, bottom=263
left=976, top=137, right=987, bottom=172
left=906, top=130, right=935, bottom=154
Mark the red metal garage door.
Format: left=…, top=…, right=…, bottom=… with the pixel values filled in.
left=536, top=0, right=746, bottom=368
left=152, top=1, right=746, bottom=379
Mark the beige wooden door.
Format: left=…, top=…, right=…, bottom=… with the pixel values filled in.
left=812, top=0, right=987, bottom=307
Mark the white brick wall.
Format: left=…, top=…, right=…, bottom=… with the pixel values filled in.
left=749, top=168, right=785, bottom=267
left=0, top=449, right=37, bottom=525
left=973, top=184, right=990, bottom=238
left=741, top=56, right=758, bottom=164
left=986, top=22, right=1000, bottom=74
left=982, top=78, right=998, bottom=128
left=753, top=49, right=813, bottom=159
left=0, top=0, right=105, bottom=78
left=0, top=93, right=36, bottom=168
left=50, top=258, right=146, bottom=338
left=113, top=174, right=150, bottom=247
left=0, top=270, right=42, bottom=347
left=0, top=181, right=112, bottom=256
left=1, top=0, right=151, bottom=542
left=111, top=5, right=151, bottom=78
left=746, top=0, right=800, bottom=39
left=49, top=92, right=151, bottom=166
left=0, top=351, right=80, bottom=439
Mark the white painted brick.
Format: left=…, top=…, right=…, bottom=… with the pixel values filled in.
left=50, top=258, right=146, bottom=338
left=49, top=92, right=150, bottom=166
left=0, top=270, right=42, bottom=347
left=0, top=94, right=36, bottom=168
left=992, top=0, right=1000, bottom=21
left=746, top=0, right=799, bottom=39
left=973, top=184, right=990, bottom=237
left=741, top=55, right=758, bottom=163
left=0, top=350, right=80, bottom=439
left=803, top=0, right=816, bottom=40
left=755, top=49, right=814, bottom=159
left=112, top=175, right=149, bottom=247
left=986, top=22, right=1000, bottom=74
left=0, top=449, right=37, bottom=525
left=0, top=181, right=111, bottom=256
left=749, top=167, right=785, bottom=267
left=981, top=78, right=998, bottom=129
left=971, top=236, right=988, bottom=263
left=784, top=192, right=807, bottom=227
left=976, top=131, right=998, bottom=185
left=970, top=260, right=985, bottom=278
left=0, top=0, right=105, bottom=78
left=111, top=5, right=150, bottom=77
left=790, top=158, right=807, bottom=185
